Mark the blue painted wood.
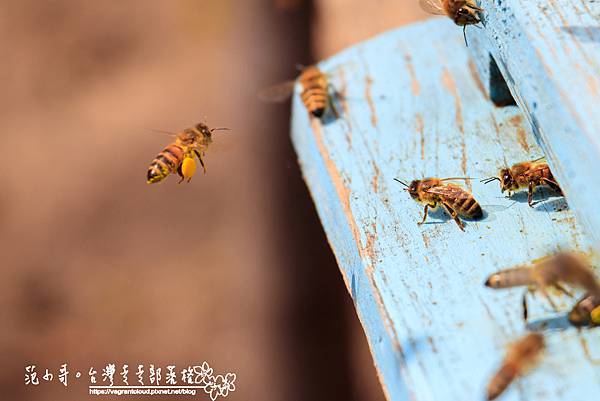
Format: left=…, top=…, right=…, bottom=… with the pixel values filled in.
left=291, top=18, right=600, bottom=401
left=468, top=0, right=600, bottom=249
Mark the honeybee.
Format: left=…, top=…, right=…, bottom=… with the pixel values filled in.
left=568, top=293, right=600, bottom=326
left=259, top=65, right=338, bottom=118
left=147, top=123, right=228, bottom=184
left=486, top=332, right=544, bottom=401
left=419, top=0, right=483, bottom=45
left=395, top=178, right=483, bottom=231
left=485, top=252, right=600, bottom=320
left=481, top=157, right=562, bottom=207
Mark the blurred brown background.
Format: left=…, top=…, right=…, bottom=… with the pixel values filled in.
left=0, top=1, right=425, bottom=400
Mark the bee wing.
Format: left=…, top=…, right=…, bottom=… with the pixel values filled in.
left=425, top=185, right=471, bottom=202
left=419, top=0, right=447, bottom=15
left=258, top=80, right=296, bottom=103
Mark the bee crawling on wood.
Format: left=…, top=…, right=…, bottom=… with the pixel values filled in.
left=568, top=293, right=600, bottom=326
left=395, top=177, right=483, bottom=231
left=419, top=0, right=483, bottom=45
left=481, top=157, right=562, bottom=208
left=259, top=65, right=339, bottom=119
left=486, top=332, right=545, bottom=401
left=485, top=252, right=600, bottom=320
left=147, top=122, right=229, bottom=184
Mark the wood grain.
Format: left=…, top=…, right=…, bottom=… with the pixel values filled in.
left=469, top=0, right=600, bottom=250
left=291, top=18, right=600, bottom=401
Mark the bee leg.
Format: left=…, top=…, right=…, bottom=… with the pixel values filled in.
left=522, top=290, right=529, bottom=321
left=327, top=85, right=340, bottom=119
left=329, top=95, right=340, bottom=119
left=194, top=150, right=207, bottom=174
left=553, top=283, right=573, bottom=297
left=541, top=177, right=562, bottom=194
left=463, top=25, right=468, bottom=47
left=177, top=164, right=185, bottom=184
left=539, top=286, right=559, bottom=312
left=528, top=182, right=535, bottom=207
left=417, top=204, right=430, bottom=226
left=442, top=202, right=465, bottom=231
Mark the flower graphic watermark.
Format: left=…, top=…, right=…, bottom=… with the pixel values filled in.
left=25, top=361, right=236, bottom=399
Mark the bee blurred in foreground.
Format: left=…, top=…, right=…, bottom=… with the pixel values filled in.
left=147, top=123, right=228, bottom=184
left=568, top=293, right=600, bottom=326
left=486, top=332, right=544, bottom=401
left=481, top=157, right=562, bottom=208
left=419, top=0, right=483, bottom=45
left=395, top=177, right=482, bottom=231
left=485, top=252, right=600, bottom=320
left=259, top=65, right=338, bottom=118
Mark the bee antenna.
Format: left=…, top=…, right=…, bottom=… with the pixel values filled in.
left=481, top=177, right=500, bottom=184
left=211, top=127, right=231, bottom=132
left=394, top=178, right=409, bottom=187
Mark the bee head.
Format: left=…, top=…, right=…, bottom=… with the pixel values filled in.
left=407, top=180, right=421, bottom=201
left=195, top=122, right=212, bottom=137
left=454, top=6, right=480, bottom=26
left=394, top=178, right=421, bottom=201
left=499, top=168, right=516, bottom=192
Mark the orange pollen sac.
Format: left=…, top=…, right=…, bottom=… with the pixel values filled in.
left=181, top=156, right=197, bottom=179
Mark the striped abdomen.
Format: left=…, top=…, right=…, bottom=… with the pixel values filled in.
left=299, top=66, right=328, bottom=117
left=449, top=189, right=483, bottom=218
left=431, top=184, right=483, bottom=218
left=147, top=144, right=185, bottom=184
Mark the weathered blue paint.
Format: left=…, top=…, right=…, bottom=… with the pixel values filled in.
left=468, top=0, right=600, bottom=249
left=291, top=18, right=600, bottom=401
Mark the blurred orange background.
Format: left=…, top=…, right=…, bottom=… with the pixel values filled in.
left=0, top=1, right=426, bottom=400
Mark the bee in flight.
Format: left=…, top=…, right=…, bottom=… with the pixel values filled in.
left=419, top=0, right=483, bottom=45
left=485, top=251, right=600, bottom=320
left=486, top=332, right=544, bottom=401
left=481, top=157, right=562, bottom=208
left=395, top=177, right=482, bottom=231
left=147, top=122, right=228, bottom=184
left=259, top=65, right=339, bottom=119
left=568, top=293, right=600, bottom=326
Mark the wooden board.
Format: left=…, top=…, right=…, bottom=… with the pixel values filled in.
left=291, top=18, right=600, bottom=401
left=468, top=0, right=600, bottom=249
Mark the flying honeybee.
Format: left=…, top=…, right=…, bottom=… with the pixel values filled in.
left=481, top=157, right=562, bottom=207
left=485, top=252, right=600, bottom=320
left=486, top=332, right=544, bottom=401
left=419, top=0, right=483, bottom=45
left=395, top=177, right=482, bottom=231
left=259, top=65, right=338, bottom=118
left=568, top=293, right=600, bottom=326
left=147, top=122, right=228, bottom=184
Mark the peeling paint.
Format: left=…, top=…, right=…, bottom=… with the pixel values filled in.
left=510, top=115, right=530, bottom=152
left=372, top=162, right=380, bottom=193
left=365, top=74, right=378, bottom=127
left=405, top=54, right=420, bottom=95
left=416, top=113, right=425, bottom=161
left=442, top=68, right=469, bottom=188
left=310, top=118, right=403, bottom=355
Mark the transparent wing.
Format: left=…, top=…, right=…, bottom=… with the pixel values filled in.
left=419, top=0, right=446, bottom=15
left=257, top=80, right=296, bottom=103
left=425, top=185, right=471, bottom=202
left=438, top=177, right=477, bottom=181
